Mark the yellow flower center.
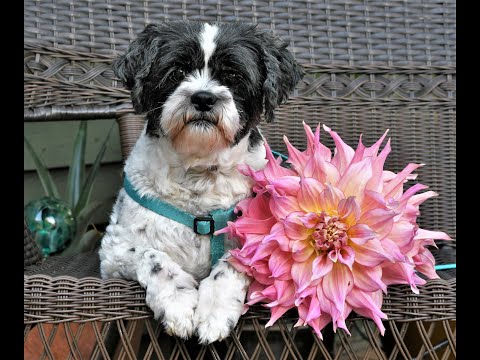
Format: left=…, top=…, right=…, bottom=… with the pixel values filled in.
left=312, top=213, right=348, bottom=252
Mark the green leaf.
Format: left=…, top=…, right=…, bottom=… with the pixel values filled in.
left=24, top=136, right=60, bottom=199
left=74, top=123, right=114, bottom=216
left=75, top=200, right=105, bottom=237
left=66, top=121, right=87, bottom=208
left=62, top=228, right=103, bottom=255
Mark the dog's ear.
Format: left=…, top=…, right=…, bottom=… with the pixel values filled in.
left=256, top=30, right=304, bottom=123
left=113, top=24, right=164, bottom=113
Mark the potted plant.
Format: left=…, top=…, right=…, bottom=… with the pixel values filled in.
left=24, top=121, right=114, bottom=257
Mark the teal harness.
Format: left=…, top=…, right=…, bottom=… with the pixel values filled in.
left=123, top=175, right=237, bottom=265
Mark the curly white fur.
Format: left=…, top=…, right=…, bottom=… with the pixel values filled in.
left=99, top=124, right=266, bottom=342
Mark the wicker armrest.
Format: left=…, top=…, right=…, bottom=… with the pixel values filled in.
left=24, top=218, right=43, bottom=268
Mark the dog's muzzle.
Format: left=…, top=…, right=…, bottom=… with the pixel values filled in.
left=191, top=91, right=217, bottom=112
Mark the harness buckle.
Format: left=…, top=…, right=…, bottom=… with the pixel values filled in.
left=193, top=216, right=215, bottom=235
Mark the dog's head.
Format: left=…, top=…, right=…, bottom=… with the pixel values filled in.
left=113, top=21, right=304, bottom=157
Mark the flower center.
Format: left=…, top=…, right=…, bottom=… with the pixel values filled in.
left=312, top=213, right=348, bottom=252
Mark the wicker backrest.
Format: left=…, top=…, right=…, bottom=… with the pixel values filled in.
left=24, top=0, right=456, bottom=244
left=24, top=2, right=456, bottom=359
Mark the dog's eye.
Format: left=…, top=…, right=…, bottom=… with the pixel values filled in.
left=170, top=68, right=186, bottom=82
left=223, top=72, right=237, bottom=84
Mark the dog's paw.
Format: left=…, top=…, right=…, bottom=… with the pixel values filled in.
left=141, top=249, right=199, bottom=339
left=162, top=299, right=197, bottom=339
left=194, top=274, right=244, bottom=344
left=147, top=286, right=198, bottom=339
left=195, top=314, right=237, bottom=344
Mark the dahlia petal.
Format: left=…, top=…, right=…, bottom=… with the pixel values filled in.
left=260, top=284, right=277, bottom=300
left=228, top=250, right=253, bottom=275
left=234, top=197, right=254, bottom=217
left=298, top=177, right=325, bottom=213
left=352, top=238, right=393, bottom=266
left=323, top=124, right=355, bottom=174
left=347, top=289, right=387, bottom=336
left=413, top=250, right=439, bottom=280
left=233, top=217, right=276, bottom=235
left=382, top=163, right=423, bottom=199
left=291, top=242, right=315, bottom=262
left=338, top=196, right=361, bottom=227
left=303, top=122, right=316, bottom=155
left=306, top=295, right=321, bottom=322
left=348, top=223, right=376, bottom=245
left=263, top=142, right=296, bottom=180
left=338, top=246, right=355, bottom=269
left=268, top=248, right=294, bottom=280
left=237, top=163, right=266, bottom=186
left=274, top=280, right=296, bottom=307
left=297, top=212, right=321, bottom=228
left=304, top=151, right=342, bottom=185
left=312, top=254, right=334, bottom=281
left=263, top=223, right=291, bottom=252
left=292, top=261, right=314, bottom=293
left=382, top=262, right=426, bottom=294
left=252, top=262, right=275, bottom=285
left=294, top=286, right=317, bottom=307
left=284, top=135, right=308, bottom=172
left=250, top=241, right=278, bottom=263
left=364, top=129, right=389, bottom=158
left=269, top=176, right=301, bottom=196
left=282, top=214, right=311, bottom=240
left=351, top=134, right=366, bottom=164
left=396, top=183, right=429, bottom=212
left=387, top=220, right=417, bottom=252
left=352, top=263, right=387, bottom=293
left=361, top=190, right=388, bottom=214
left=308, top=313, right=332, bottom=339
left=414, top=228, right=452, bottom=241
left=366, top=139, right=391, bottom=193
left=359, top=208, right=396, bottom=240
left=322, top=263, right=354, bottom=315
left=270, top=193, right=300, bottom=220
left=265, top=305, right=291, bottom=327
left=296, top=301, right=309, bottom=327
left=328, top=250, right=339, bottom=263
left=409, top=191, right=438, bottom=207
left=381, top=238, right=406, bottom=262
left=338, top=157, right=374, bottom=202
left=319, top=185, right=345, bottom=215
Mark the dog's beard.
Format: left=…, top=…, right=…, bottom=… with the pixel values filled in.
left=160, top=90, right=241, bottom=158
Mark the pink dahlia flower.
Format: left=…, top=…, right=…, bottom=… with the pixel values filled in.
left=217, top=123, right=451, bottom=338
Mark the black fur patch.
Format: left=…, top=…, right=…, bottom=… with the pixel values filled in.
left=214, top=271, right=225, bottom=280
left=112, top=21, right=303, bottom=141
left=248, top=127, right=263, bottom=150
left=151, top=263, right=162, bottom=274
left=129, top=247, right=136, bottom=252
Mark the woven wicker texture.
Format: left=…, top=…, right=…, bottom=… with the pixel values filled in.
left=24, top=0, right=456, bottom=359
left=24, top=218, right=43, bottom=268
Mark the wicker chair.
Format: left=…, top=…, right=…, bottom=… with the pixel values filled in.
left=24, top=1, right=456, bottom=359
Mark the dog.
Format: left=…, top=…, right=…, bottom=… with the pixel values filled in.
left=99, top=20, right=303, bottom=344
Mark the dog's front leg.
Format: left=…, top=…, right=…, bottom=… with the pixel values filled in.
left=194, top=256, right=251, bottom=344
left=100, top=235, right=198, bottom=339
left=137, top=248, right=199, bottom=339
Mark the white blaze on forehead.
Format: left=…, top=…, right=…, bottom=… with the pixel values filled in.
left=199, top=23, right=219, bottom=69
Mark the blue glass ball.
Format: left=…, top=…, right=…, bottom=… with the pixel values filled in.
left=24, top=197, right=76, bottom=256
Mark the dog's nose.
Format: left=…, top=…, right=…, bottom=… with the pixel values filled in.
left=191, top=91, right=217, bottom=112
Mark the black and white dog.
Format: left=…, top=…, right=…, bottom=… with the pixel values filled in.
left=99, top=21, right=303, bottom=344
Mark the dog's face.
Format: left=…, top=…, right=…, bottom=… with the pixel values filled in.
left=113, top=21, right=303, bottom=158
